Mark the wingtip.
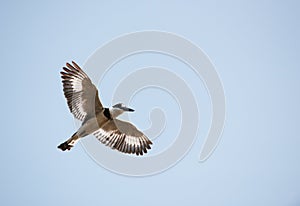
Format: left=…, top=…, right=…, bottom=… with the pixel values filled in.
left=66, top=62, right=72, bottom=68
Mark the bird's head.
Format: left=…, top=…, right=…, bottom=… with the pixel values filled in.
left=110, top=103, right=135, bottom=118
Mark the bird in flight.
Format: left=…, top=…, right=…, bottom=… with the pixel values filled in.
left=58, top=61, right=152, bottom=155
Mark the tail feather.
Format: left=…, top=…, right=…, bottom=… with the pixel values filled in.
left=57, top=133, right=79, bottom=151
left=57, top=141, right=73, bottom=151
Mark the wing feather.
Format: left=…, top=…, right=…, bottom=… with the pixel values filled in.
left=92, top=119, right=152, bottom=156
left=61, top=61, right=103, bottom=121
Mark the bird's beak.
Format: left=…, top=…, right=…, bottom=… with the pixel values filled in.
left=124, top=107, right=135, bottom=112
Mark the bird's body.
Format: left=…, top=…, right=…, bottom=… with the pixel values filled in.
left=58, top=61, right=152, bottom=155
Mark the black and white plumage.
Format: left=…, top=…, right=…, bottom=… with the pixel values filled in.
left=58, top=61, right=152, bottom=155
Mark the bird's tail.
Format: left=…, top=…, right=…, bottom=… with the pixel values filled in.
left=57, top=133, right=79, bottom=151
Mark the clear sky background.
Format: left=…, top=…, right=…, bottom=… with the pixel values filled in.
left=1, top=1, right=300, bottom=205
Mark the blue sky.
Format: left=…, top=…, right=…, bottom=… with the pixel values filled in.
left=1, top=1, right=300, bottom=205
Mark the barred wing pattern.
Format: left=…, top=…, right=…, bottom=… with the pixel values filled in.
left=93, top=119, right=152, bottom=156
left=61, top=61, right=103, bottom=121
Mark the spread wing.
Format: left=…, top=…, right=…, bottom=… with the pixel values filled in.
left=92, top=119, right=152, bottom=156
left=61, top=61, right=103, bottom=121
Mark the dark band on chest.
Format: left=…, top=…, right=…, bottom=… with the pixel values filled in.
left=103, top=108, right=112, bottom=119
